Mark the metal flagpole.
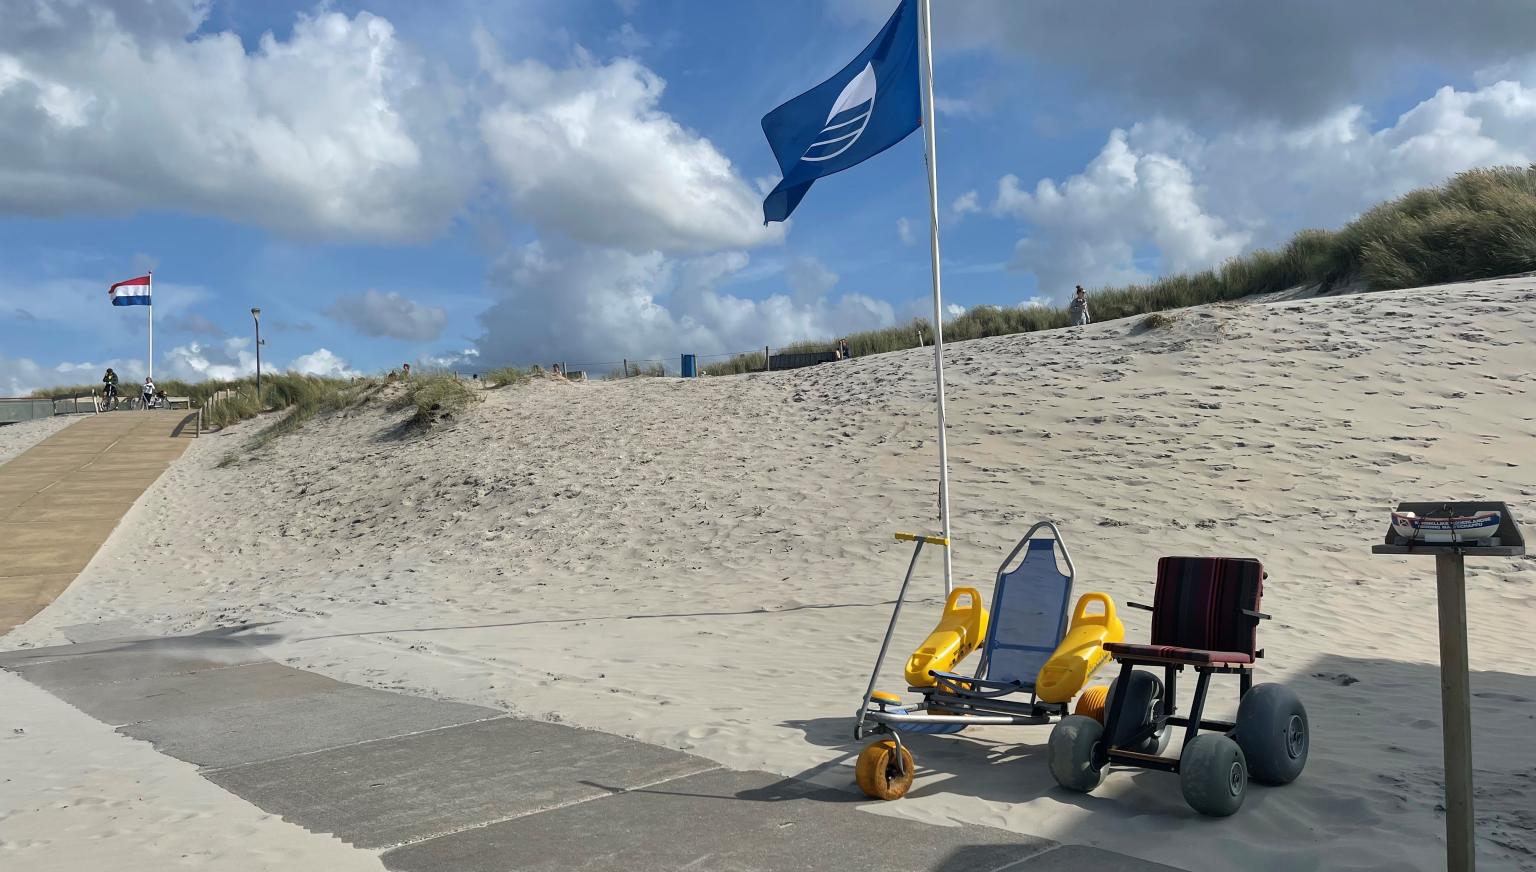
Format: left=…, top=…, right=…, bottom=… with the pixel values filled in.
left=147, top=270, right=154, bottom=380
left=917, top=0, right=953, bottom=593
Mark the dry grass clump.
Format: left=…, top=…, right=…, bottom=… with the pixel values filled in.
left=389, top=372, right=482, bottom=429
left=485, top=367, right=529, bottom=388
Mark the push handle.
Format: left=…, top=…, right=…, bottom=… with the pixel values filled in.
left=895, top=532, right=950, bottom=546
left=1072, top=592, right=1114, bottom=623
left=945, top=586, right=982, bottom=611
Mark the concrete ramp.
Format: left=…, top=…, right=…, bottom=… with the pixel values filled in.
left=1, top=633, right=1185, bottom=871
left=0, top=411, right=195, bottom=633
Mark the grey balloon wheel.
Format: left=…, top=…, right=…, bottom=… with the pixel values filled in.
left=1235, top=683, right=1309, bottom=785
left=1048, top=715, right=1108, bottom=793
left=1180, top=734, right=1248, bottom=817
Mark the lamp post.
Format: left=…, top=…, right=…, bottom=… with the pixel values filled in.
left=251, top=308, right=262, bottom=401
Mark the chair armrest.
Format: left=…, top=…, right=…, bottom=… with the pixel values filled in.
left=1242, top=609, right=1271, bottom=620
left=1127, top=601, right=1154, bottom=612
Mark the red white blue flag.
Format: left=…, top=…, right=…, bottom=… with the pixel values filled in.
left=109, top=274, right=152, bottom=306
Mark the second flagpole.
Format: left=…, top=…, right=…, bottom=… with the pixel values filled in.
left=917, top=0, right=953, bottom=594
left=147, top=270, right=154, bottom=381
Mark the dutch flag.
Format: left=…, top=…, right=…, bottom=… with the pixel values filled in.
left=109, top=274, right=152, bottom=306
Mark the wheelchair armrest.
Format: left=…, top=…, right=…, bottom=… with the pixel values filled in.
left=1127, top=601, right=1154, bottom=612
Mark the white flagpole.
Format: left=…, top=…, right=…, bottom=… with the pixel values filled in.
left=147, top=270, right=154, bottom=381
left=917, top=0, right=953, bottom=594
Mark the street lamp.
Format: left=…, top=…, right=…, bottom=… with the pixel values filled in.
left=251, top=308, right=262, bottom=400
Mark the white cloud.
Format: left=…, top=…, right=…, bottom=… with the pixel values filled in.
left=325, top=290, right=447, bottom=342
left=0, top=7, right=468, bottom=241
left=610, top=23, right=651, bottom=54
left=477, top=49, right=781, bottom=254
left=787, top=257, right=838, bottom=303
left=161, top=338, right=256, bottom=382
left=995, top=129, right=1249, bottom=295
left=952, top=190, right=981, bottom=217
left=897, top=217, right=915, bottom=246
left=288, top=348, right=360, bottom=378
left=946, top=303, right=966, bottom=318
left=1021, top=296, right=1052, bottom=309
left=991, top=75, right=1536, bottom=299
left=476, top=239, right=894, bottom=366
left=0, top=353, right=135, bottom=396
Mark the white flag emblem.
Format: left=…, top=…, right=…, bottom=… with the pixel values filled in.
left=801, top=62, right=876, bottom=162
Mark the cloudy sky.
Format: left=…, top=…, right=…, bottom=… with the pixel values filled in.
left=4, top=0, right=1536, bottom=392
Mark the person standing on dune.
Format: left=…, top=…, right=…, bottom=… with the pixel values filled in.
left=1069, top=285, right=1090, bottom=327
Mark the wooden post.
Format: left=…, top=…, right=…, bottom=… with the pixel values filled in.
left=1435, top=552, right=1475, bottom=872
left=764, top=345, right=771, bottom=372
left=623, top=359, right=629, bottom=378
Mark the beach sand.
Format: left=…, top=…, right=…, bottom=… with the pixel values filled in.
left=6, top=278, right=1535, bottom=870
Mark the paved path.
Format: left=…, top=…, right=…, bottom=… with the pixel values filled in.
left=0, top=411, right=195, bottom=633
left=0, top=633, right=1184, bottom=872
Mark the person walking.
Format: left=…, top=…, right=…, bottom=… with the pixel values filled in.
left=1069, top=285, right=1091, bottom=327
left=140, top=376, right=156, bottom=409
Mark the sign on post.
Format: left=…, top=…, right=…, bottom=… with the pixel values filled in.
left=1371, top=501, right=1525, bottom=872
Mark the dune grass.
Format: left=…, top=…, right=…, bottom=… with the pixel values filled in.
left=704, top=165, right=1536, bottom=374
left=388, top=372, right=482, bottom=429
left=484, top=366, right=529, bottom=388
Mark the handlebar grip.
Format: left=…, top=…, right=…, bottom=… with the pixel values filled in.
left=894, top=532, right=950, bottom=546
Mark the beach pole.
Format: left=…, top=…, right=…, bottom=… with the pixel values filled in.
left=1435, top=552, right=1474, bottom=872
left=917, top=0, right=953, bottom=593
left=147, top=270, right=153, bottom=380
left=765, top=346, right=771, bottom=372
left=1373, top=501, right=1526, bottom=872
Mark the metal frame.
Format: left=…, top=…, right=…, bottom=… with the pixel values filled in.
left=1094, top=657, right=1254, bottom=774
left=1092, top=577, right=1268, bottom=776
left=854, top=522, right=1077, bottom=743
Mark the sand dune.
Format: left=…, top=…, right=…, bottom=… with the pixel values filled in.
left=7, top=277, right=1536, bottom=870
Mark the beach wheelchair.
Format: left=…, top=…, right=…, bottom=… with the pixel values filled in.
left=853, top=523, right=1122, bottom=800
left=1047, top=556, right=1310, bottom=816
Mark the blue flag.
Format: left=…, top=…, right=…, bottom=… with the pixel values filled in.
left=761, top=0, right=921, bottom=223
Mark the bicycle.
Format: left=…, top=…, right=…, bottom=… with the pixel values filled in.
left=100, top=384, right=120, bottom=411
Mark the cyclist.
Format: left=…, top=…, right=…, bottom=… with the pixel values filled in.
left=102, top=368, right=119, bottom=409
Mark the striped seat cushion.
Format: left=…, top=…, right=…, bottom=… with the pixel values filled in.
left=1104, top=642, right=1254, bottom=665
left=1148, top=556, right=1264, bottom=657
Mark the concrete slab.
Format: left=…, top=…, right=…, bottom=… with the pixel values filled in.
left=380, top=768, right=1057, bottom=872
left=1016, top=846, right=1186, bottom=871
left=41, top=661, right=348, bottom=725
left=209, top=716, right=720, bottom=850
left=122, top=685, right=502, bottom=769
left=0, top=635, right=266, bottom=686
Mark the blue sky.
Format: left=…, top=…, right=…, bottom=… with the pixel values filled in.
left=4, top=0, right=1536, bottom=390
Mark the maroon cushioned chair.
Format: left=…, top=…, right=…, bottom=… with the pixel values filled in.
left=1097, top=556, right=1270, bottom=772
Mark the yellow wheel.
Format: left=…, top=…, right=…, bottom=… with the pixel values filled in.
left=855, top=739, right=915, bottom=800
left=1075, top=685, right=1109, bottom=723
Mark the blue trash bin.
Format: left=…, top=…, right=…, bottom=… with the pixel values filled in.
left=681, top=354, right=697, bottom=378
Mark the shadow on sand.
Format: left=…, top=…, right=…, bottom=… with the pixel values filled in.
left=778, top=653, right=1536, bottom=871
